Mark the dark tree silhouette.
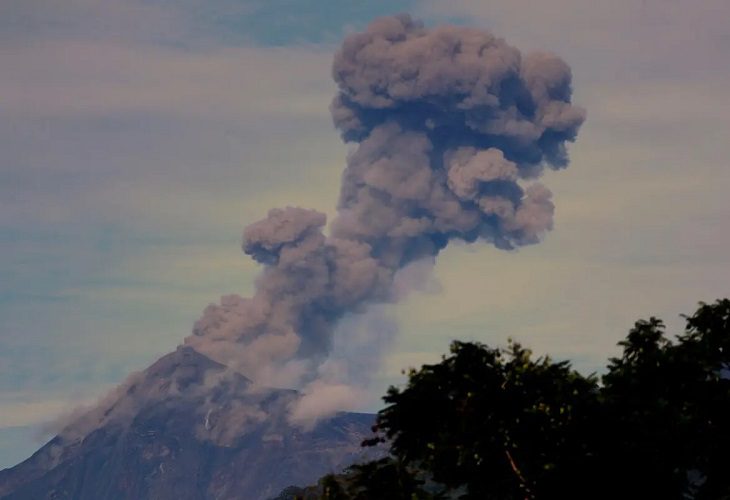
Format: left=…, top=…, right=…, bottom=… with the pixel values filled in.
left=284, top=300, right=730, bottom=500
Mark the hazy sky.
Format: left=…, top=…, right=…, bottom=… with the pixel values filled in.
left=1, top=0, right=729, bottom=468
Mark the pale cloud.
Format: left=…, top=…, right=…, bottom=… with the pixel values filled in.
left=0, top=41, right=342, bottom=246
left=0, top=41, right=333, bottom=121
left=0, top=0, right=255, bottom=45
left=418, top=0, right=730, bottom=79
left=288, top=381, right=366, bottom=429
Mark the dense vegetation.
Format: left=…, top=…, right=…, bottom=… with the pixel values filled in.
left=278, top=299, right=730, bottom=499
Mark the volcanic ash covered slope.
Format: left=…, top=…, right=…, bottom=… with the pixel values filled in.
left=0, top=346, right=378, bottom=500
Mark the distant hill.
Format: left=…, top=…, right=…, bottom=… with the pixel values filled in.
left=0, top=346, right=379, bottom=500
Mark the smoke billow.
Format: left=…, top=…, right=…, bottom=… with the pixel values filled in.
left=185, top=14, right=585, bottom=424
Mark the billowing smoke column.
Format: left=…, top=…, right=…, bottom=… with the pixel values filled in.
left=185, top=15, right=585, bottom=416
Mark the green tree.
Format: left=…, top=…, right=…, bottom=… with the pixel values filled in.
left=599, top=300, right=730, bottom=499
left=370, top=341, right=600, bottom=499
left=299, top=299, right=730, bottom=499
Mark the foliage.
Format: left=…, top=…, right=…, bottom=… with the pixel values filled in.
left=599, top=300, right=730, bottom=499
left=290, top=300, right=730, bottom=499
left=371, top=340, right=599, bottom=499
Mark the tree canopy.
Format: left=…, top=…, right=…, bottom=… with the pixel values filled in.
left=281, top=299, right=730, bottom=500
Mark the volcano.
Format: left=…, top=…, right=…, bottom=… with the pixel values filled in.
left=0, top=347, right=379, bottom=500
left=0, top=13, right=588, bottom=500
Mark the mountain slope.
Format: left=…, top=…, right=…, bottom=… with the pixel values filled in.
left=0, top=347, right=378, bottom=500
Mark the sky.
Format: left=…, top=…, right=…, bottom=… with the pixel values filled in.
left=1, top=0, right=729, bottom=468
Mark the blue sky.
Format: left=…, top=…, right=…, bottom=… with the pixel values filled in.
left=1, top=0, right=729, bottom=468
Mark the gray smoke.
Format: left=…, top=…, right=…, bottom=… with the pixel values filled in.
left=185, top=14, right=585, bottom=424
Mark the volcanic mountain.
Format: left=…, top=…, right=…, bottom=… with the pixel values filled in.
left=0, top=346, right=378, bottom=500
left=0, top=12, right=588, bottom=500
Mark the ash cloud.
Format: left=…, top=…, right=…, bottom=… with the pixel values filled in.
left=185, top=14, right=585, bottom=425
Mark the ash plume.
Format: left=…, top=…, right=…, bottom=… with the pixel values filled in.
left=185, top=14, right=585, bottom=424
